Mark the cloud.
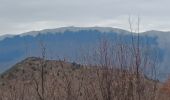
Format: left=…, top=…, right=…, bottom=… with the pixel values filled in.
left=0, top=0, right=169, bottom=35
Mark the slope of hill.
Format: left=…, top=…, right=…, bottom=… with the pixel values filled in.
left=0, top=57, right=169, bottom=100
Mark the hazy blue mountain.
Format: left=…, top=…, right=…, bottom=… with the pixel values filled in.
left=0, top=27, right=168, bottom=80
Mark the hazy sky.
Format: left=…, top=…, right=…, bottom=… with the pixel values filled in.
left=0, top=0, right=169, bottom=35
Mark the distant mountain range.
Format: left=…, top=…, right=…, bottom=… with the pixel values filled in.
left=0, top=27, right=169, bottom=80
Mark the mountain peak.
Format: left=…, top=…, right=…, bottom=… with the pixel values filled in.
left=20, top=26, right=130, bottom=37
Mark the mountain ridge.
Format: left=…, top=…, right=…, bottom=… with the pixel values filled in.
left=1, top=26, right=170, bottom=41
left=0, top=26, right=168, bottom=81
left=0, top=26, right=131, bottom=40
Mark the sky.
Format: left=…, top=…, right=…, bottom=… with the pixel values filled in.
left=0, top=0, right=169, bottom=35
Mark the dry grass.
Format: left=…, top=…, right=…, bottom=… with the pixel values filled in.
left=0, top=57, right=167, bottom=100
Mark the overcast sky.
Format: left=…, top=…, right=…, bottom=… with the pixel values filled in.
left=0, top=0, right=169, bottom=35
